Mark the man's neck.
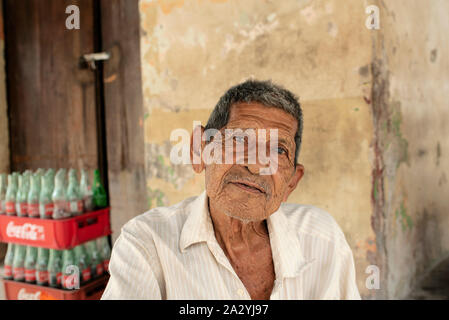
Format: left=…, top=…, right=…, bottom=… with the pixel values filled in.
left=208, top=198, right=270, bottom=256
left=208, top=197, right=276, bottom=300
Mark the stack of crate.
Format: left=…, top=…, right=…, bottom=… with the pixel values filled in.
left=0, top=208, right=112, bottom=300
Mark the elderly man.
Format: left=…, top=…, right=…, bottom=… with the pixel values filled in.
left=101, top=80, right=361, bottom=300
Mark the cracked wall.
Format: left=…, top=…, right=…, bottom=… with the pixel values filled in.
left=137, top=0, right=449, bottom=300
left=371, top=0, right=449, bottom=299
left=139, top=0, right=376, bottom=298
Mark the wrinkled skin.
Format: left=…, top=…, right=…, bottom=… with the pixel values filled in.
left=191, top=102, right=304, bottom=300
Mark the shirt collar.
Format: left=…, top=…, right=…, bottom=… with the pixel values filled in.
left=179, top=191, right=315, bottom=279
left=179, top=191, right=215, bottom=251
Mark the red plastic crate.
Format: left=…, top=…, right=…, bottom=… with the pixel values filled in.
left=0, top=208, right=111, bottom=249
left=3, top=275, right=109, bottom=300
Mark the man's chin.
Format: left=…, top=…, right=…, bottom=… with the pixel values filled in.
left=222, top=210, right=264, bottom=223
left=208, top=188, right=272, bottom=221
left=216, top=199, right=269, bottom=222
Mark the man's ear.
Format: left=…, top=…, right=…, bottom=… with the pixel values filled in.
left=282, top=164, right=305, bottom=202
left=190, top=125, right=205, bottom=173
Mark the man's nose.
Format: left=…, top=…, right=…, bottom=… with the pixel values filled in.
left=242, top=145, right=270, bottom=175
left=245, top=162, right=263, bottom=175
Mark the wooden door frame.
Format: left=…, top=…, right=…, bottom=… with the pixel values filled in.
left=99, top=0, right=148, bottom=242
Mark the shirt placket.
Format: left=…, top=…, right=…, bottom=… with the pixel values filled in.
left=206, top=241, right=252, bottom=300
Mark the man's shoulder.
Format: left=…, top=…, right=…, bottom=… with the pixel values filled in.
left=279, top=202, right=348, bottom=246
left=120, top=194, right=199, bottom=238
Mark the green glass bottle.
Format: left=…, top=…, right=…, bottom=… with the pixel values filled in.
left=86, top=240, right=103, bottom=278
left=17, top=170, right=31, bottom=216
left=24, top=246, right=38, bottom=283
left=48, top=249, right=62, bottom=288
left=45, top=169, right=55, bottom=191
left=12, top=245, right=26, bottom=281
left=4, top=243, right=15, bottom=280
left=52, top=169, right=69, bottom=219
left=97, top=236, right=111, bottom=273
left=67, top=169, right=83, bottom=216
left=36, top=247, right=50, bottom=286
left=5, top=173, right=18, bottom=215
left=92, top=169, right=107, bottom=209
left=27, top=173, right=41, bottom=217
left=62, top=249, right=78, bottom=290
left=39, top=174, right=53, bottom=219
left=80, top=169, right=94, bottom=212
left=74, top=245, right=91, bottom=284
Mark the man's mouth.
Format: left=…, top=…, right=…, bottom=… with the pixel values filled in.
left=228, top=180, right=265, bottom=194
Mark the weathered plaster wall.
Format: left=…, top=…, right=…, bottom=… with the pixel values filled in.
left=372, top=0, right=449, bottom=299
left=139, top=0, right=376, bottom=298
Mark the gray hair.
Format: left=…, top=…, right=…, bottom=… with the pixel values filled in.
left=205, top=79, right=303, bottom=164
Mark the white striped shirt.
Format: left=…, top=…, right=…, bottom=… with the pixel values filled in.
left=101, top=191, right=361, bottom=300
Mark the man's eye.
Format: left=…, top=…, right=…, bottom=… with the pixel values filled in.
left=277, top=147, right=287, bottom=155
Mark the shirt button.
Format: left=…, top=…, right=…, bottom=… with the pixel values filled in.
left=237, top=289, right=245, bottom=297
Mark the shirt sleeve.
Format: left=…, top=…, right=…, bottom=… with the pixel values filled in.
left=338, top=248, right=362, bottom=300
left=101, top=222, right=163, bottom=300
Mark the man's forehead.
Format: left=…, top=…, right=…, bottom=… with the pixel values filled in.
left=227, top=102, right=298, bottom=135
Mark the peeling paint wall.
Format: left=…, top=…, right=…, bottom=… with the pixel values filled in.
left=139, top=0, right=375, bottom=298
left=138, top=0, right=449, bottom=300
left=372, top=0, right=449, bottom=299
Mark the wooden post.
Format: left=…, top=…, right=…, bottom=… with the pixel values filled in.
left=100, top=0, right=148, bottom=243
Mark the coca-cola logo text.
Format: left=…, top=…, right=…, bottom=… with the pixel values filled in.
left=18, top=288, right=41, bottom=300
left=6, top=221, right=45, bottom=241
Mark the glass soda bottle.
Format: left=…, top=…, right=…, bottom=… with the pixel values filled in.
left=52, top=169, right=70, bottom=219
left=97, top=236, right=111, bottom=273
left=74, top=245, right=91, bottom=284
left=15, top=173, right=24, bottom=216
left=62, top=249, right=78, bottom=290
left=48, top=249, right=63, bottom=288
left=36, top=247, right=50, bottom=286
left=35, top=168, right=44, bottom=178
left=39, top=171, right=54, bottom=219
left=12, top=244, right=26, bottom=281
left=5, top=173, right=18, bottom=216
left=80, top=169, right=94, bottom=212
left=3, top=243, right=15, bottom=280
left=33, top=169, right=44, bottom=197
left=67, top=169, right=83, bottom=216
left=45, top=169, right=55, bottom=188
left=86, top=240, right=104, bottom=278
left=0, top=173, right=6, bottom=215
left=92, top=169, right=107, bottom=209
left=27, top=173, right=41, bottom=218
left=24, top=246, right=38, bottom=283
left=83, top=243, right=92, bottom=278
left=16, top=171, right=31, bottom=217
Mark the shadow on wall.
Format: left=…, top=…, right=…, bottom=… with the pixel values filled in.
left=406, top=254, right=449, bottom=300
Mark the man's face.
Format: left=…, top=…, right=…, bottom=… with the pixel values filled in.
left=195, top=102, right=304, bottom=222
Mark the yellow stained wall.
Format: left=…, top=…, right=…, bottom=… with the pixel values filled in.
left=139, top=0, right=376, bottom=298
left=373, top=0, right=449, bottom=299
